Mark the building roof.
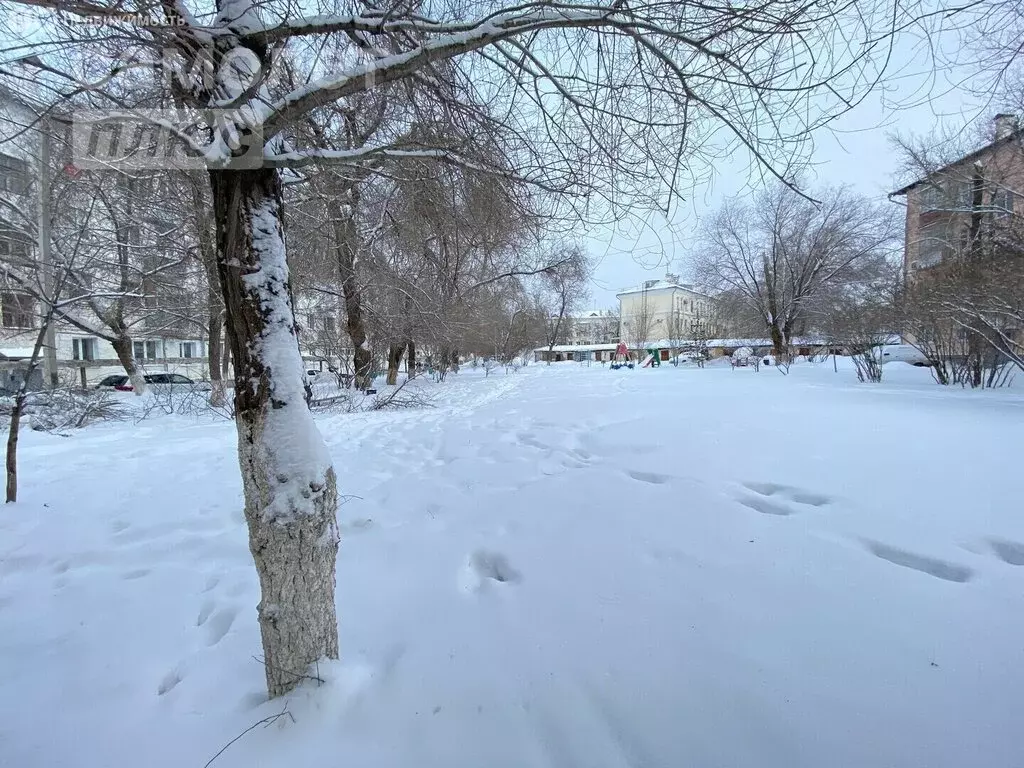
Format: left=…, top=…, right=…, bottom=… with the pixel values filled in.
left=616, top=279, right=712, bottom=299
left=570, top=309, right=614, bottom=320
left=533, top=343, right=619, bottom=353
left=0, top=348, right=38, bottom=360
left=890, top=127, right=1024, bottom=196
left=628, top=336, right=830, bottom=348
left=534, top=337, right=833, bottom=353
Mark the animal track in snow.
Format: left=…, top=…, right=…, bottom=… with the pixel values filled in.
left=625, top=470, right=671, bottom=485
left=205, top=607, right=238, bottom=645
left=458, top=550, right=521, bottom=593
left=736, top=481, right=832, bottom=515
left=990, top=539, right=1024, bottom=566
left=864, top=540, right=973, bottom=583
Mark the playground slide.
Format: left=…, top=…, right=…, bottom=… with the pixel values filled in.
left=640, top=354, right=655, bottom=368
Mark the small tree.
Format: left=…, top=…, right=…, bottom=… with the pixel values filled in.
left=541, top=246, right=590, bottom=363
left=824, top=300, right=895, bottom=382
left=621, top=289, right=656, bottom=359
left=688, top=313, right=713, bottom=368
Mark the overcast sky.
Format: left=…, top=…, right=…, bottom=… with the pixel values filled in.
left=583, top=42, right=997, bottom=309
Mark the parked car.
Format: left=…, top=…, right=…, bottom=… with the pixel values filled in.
left=95, top=373, right=212, bottom=392
left=877, top=344, right=931, bottom=367
left=95, top=375, right=130, bottom=390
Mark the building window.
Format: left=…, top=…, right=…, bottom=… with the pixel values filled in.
left=72, top=338, right=97, bottom=361
left=0, top=153, right=29, bottom=195
left=1, top=291, right=34, bottom=328
left=133, top=340, right=160, bottom=360
left=919, top=182, right=970, bottom=213
left=991, top=188, right=1015, bottom=217
left=0, top=227, right=31, bottom=261
left=179, top=341, right=195, bottom=359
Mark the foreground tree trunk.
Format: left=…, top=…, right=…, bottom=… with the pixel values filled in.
left=332, top=194, right=373, bottom=390
left=110, top=331, right=147, bottom=395
left=6, top=399, right=22, bottom=503
left=209, top=166, right=339, bottom=698
left=6, top=322, right=49, bottom=503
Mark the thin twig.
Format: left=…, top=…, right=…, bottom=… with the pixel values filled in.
left=203, top=705, right=294, bottom=768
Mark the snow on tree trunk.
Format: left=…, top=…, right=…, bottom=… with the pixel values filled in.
left=210, top=167, right=339, bottom=698
left=110, top=334, right=147, bottom=395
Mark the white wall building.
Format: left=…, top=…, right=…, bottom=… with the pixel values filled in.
left=616, top=274, right=715, bottom=347
left=566, top=309, right=619, bottom=345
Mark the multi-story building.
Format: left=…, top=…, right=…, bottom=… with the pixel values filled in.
left=566, top=309, right=619, bottom=345
left=890, top=113, right=1023, bottom=373
left=0, top=86, right=210, bottom=388
left=616, top=273, right=715, bottom=347
left=892, top=113, right=1022, bottom=275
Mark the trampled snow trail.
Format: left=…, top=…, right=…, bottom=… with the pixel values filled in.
left=2, top=360, right=1024, bottom=768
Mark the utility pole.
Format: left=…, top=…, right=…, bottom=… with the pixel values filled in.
left=37, top=116, right=59, bottom=387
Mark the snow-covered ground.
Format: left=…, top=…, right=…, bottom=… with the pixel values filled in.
left=3, top=360, right=1023, bottom=768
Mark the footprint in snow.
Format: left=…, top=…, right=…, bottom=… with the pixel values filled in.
left=736, top=481, right=832, bottom=516
left=205, top=607, right=239, bottom=645
left=989, top=538, right=1024, bottom=566
left=625, top=469, right=672, bottom=486
left=864, top=540, right=973, bottom=583
left=157, top=667, right=184, bottom=695
left=458, top=550, right=521, bottom=593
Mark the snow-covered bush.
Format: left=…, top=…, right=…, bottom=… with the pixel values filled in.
left=0, top=389, right=128, bottom=432
left=136, top=385, right=235, bottom=421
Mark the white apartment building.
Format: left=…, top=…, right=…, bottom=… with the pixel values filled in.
left=616, top=273, right=715, bottom=346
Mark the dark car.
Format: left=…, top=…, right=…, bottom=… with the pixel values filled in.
left=95, top=373, right=211, bottom=392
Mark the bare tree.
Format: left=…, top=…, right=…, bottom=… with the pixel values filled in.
left=541, top=246, right=589, bottom=362
left=4, top=0, right=911, bottom=697
left=695, top=183, right=897, bottom=359
left=621, top=288, right=656, bottom=357
left=2, top=164, right=100, bottom=502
